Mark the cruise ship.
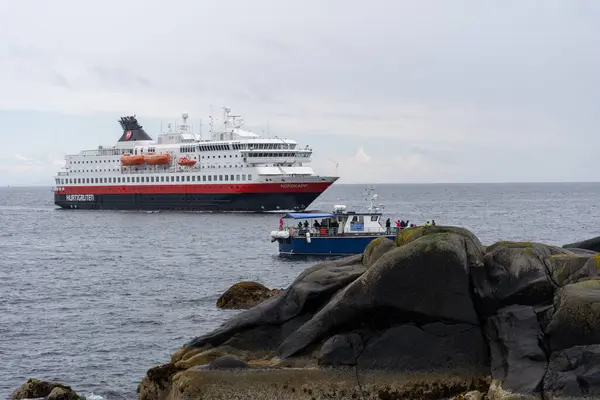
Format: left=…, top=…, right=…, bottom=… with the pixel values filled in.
left=52, top=107, right=338, bottom=211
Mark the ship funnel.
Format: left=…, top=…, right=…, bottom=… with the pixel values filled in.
left=117, top=116, right=154, bottom=142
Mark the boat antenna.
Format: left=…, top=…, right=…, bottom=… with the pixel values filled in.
left=365, top=186, right=385, bottom=213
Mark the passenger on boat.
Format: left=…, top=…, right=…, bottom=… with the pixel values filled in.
left=432, top=219, right=436, bottom=226
left=313, top=220, right=321, bottom=229
left=303, top=220, right=309, bottom=229
left=396, top=220, right=401, bottom=230
left=279, top=218, right=284, bottom=230
left=426, top=221, right=431, bottom=227
left=385, top=218, right=391, bottom=234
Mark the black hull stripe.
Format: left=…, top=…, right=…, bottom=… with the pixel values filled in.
left=54, top=192, right=323, bottom=211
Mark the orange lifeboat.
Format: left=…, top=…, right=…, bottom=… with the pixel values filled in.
left=120, top=154, right=145, bottom=166
left=144, top=154, right=172, bottom=165
left=178, top=157, right=197, bottom=167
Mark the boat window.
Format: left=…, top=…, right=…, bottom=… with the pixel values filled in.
left=371, top=216, right=379, bottom=221
left=136, top=177, right=140, bottom=182
left=248, top=174, right=252, bottom=180
left=214, top=175, right=217, bottom=181
left=230, top=175, right=234, bottom=181
left=236, top=174, right=240, bottom=181
left=224, top=175, right=228, bottom=181
left=186, top=175, right=190, bottom=182
left=192, top=176, right=196, bottom=182
left=219, top=175, right=223, bottom=181
left=208, top=175, right=212, bottom=181
left=160, top=176, right=164, bottom=182
left=242, top=174, right=246, bottom=180
left=176, top=176, right=180, bottom=182
left=151, top=177, right=154, bottom=182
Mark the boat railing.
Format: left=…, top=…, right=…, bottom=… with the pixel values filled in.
left=286, top=227, right=387, bottom=237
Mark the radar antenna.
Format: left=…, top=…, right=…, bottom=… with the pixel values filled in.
left=364, top=186, right=385, bottom=214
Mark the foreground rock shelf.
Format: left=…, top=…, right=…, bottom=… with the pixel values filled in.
left=138, top=226, right=600, bottom=400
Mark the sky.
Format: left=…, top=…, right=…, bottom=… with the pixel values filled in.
left=0, top=0, right=599, bottom=185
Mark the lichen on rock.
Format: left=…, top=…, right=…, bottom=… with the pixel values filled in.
left=216, top=281, right=282, bottom=309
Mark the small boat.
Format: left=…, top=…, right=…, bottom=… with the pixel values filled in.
left=177, top=157, right=196, bottom=167
left=120, top=154, right=146, bottom=165
left=144, top=153, right=172, bottom=165
left=270, top=187, right=396, bottom=255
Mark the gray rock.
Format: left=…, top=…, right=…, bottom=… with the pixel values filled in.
left=362, top=237, right=396, bottom=267
left=318, top=333, right=364, bottom=366
left=485, top=305, right=547, bottom=396
left=185, top=254, right=365, bottom=350
left=543, top=345, right=600, bottom=399
left=563, top=236, right=600, bottom=253
left=563, top=248, right=598, bottom=256
left=356, top=322, right=489, bottom=372
left=47, top=387, right=81, bottom=400
left=545, top=280, right=600, bottom=352
left=277, top=232, right=485, bottom=359
left=545, top=254, right=600, bottom=287
left=471, top=241, right=571, bottom=314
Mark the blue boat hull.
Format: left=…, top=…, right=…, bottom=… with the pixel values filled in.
left=277, top=235, right=396, bottom=255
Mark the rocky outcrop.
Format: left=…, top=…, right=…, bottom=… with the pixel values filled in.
left=216, top=281, right=282, bottom=309
left=563, top=235, right=600, bottom=253
left=10, top=379, right=83, bottom=400
left=139, top=227, right=600, bottom=400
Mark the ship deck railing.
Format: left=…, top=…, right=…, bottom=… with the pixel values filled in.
left=287, top=227, right=390, bottom=237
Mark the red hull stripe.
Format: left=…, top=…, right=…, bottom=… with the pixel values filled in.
left=57, top=182, right=333, bottom=195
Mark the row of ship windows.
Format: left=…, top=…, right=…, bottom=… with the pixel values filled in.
left=183, top=144, right=296, bottom=152
left=57, top=174, right=253, bottom=185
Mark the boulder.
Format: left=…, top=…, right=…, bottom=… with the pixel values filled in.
left=471, top=241, right=572, bottom=314
left=216, top=281, right=282, bottom=309
left=356, top=322, right=488, bottom=372
left=485, top=305, right=547, bottom=397
left=543, top=344, right=600, bottom=399
left=317, top=333, right=364, bottom=366
left=178, top=254, right=365, bottom=357
left=563, top=236, right=600, bottom=253
left=139, top=226, right=600, bottom=400
left=395, top=225, right=483, bottom=248
left=545, top=254, right=600, bottom=286
left=47, top=387, right=81, bottom=400
left=362, top=237, right=396, bottom=267
left=545, top=280, right=600, bottom=352
left=277, top=231, right=485, bottom=359
left=10, top=379, right=82, bottom=400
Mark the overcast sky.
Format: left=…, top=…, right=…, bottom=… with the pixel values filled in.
left=0, top=0, right=598, bottom=185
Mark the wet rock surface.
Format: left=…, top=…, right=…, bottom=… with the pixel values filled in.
left=10, top=379, right=83, bottom=400
left=138, top=227, right=600, bottom=400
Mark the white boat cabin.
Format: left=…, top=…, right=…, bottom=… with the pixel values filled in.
left=279, top=205, right=387, bottom=237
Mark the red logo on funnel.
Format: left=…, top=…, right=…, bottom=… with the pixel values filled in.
left=125, top=130, right=132, bottom=140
